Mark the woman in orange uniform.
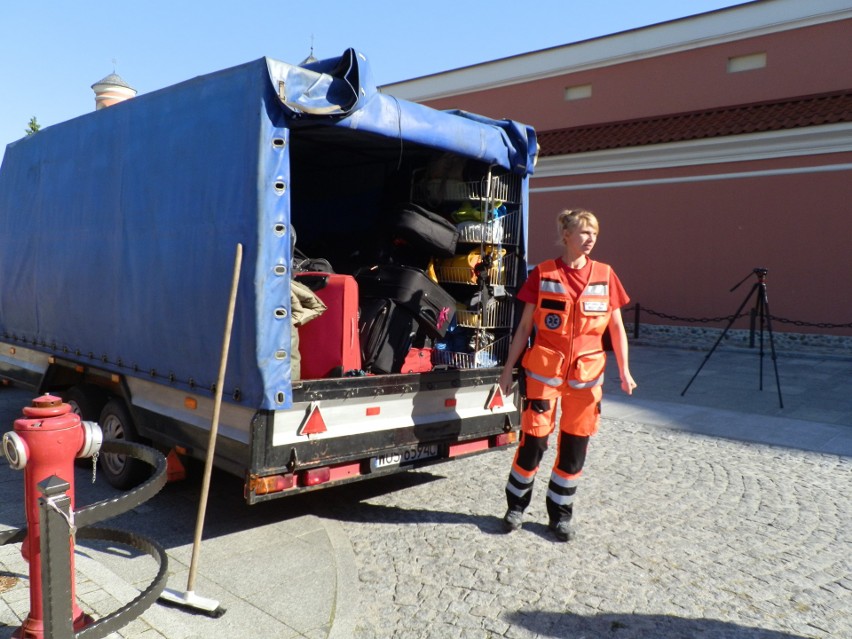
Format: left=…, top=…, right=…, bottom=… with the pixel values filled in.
left=497, top=208, right=636, bottom=541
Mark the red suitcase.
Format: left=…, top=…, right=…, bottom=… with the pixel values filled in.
left=295, top=273, right=362, bottom=379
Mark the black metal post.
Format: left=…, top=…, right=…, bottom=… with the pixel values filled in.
left=633, top=304, right=641, bottom=340
left=39, top=475, right=75, bottom=639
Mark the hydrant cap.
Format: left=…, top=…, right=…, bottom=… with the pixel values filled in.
left=22, top=394, right=72, bottom=419
left=33, top=394, right=63, bottom=408
left=3, top=431, right=28, bottom=470
left=77, top=421, right=103, bottom=459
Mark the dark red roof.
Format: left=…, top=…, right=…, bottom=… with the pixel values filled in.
left=537, top=90, right=852, bottom=156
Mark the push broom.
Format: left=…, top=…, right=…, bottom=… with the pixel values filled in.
left=159, top=243, right=242, bottom=616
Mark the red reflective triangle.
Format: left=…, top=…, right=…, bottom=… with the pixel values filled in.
left=299, top=403, right=327, bottom=435
left=486, top=385, right=505, bottom=411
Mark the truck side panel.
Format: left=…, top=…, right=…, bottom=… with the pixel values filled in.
left=0, top=60, right=276, bottom=408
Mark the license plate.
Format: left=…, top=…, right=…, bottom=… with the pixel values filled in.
left=370, top=444, right=439, bottom=471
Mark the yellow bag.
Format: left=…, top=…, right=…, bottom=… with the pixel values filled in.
left=434, top=247, right=506, bottom=285
left=426, top=258, right=439, bottom=283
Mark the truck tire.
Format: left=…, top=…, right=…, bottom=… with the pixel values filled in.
left=99, top=399, right=149, bottom=489
left=62, top=385, right=108, bottom=421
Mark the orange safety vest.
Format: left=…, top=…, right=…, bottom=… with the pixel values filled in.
left=521, top=259, right=613, bottom=392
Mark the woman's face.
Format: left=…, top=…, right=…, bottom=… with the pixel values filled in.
left=563, top=223, right=598, bottom=257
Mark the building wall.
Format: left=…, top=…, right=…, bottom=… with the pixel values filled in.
left=405, top=19, right=852, bottom=129
left=531, top=152, right=852, bottom=334
left=385, top=1, right=852, bottom=335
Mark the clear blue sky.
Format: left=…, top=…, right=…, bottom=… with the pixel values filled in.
left=1, top=0, right=751, bottom=164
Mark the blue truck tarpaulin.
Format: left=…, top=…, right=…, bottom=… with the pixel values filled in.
left=0, top=49, right=536, bottom=410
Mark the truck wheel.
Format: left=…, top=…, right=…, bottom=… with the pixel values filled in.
left=62, top=385, right=107, bottom=421
left=99, top=399, right=148, bottom=489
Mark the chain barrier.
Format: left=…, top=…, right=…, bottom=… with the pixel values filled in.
left=627, top=304, right=852, bottom=330
left=771, top=316, right=852, bottom=329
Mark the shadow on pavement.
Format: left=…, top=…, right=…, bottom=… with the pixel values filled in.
left=308, top=470, right=531, bottom=537
left=505, top=610, right=811, bottom=639
left=76, top=461, right=449, bottom=547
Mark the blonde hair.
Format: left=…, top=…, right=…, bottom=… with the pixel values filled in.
left=556, top=209, right=599, bottom=245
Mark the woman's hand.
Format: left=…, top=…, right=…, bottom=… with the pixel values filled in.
left=498, top=367, right=515, bottom=397
left=620, top=369, right=637, bottom=395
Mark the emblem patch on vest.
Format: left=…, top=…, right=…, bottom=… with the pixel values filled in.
left=544, top=313, right=562, bottom=329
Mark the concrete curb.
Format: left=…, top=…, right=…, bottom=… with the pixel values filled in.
left=324, top=518, right=360, bottom=639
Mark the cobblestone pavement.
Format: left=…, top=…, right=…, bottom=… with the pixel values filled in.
left=316, top=419, right=851, bottom=639
left=2, top=343, right=851, bottom=639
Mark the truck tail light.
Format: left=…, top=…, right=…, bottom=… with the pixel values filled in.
left=252, top=473, right=296, bottom=495
left=448, top=438, right=490, bottom=457
left=300, top=461, right=361, bottom=487
left=492, top=432, right=516, bottom=448
left=301, top=467, right=331, bottom=486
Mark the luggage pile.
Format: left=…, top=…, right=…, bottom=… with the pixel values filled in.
left=292, top=201, right=460, bottom=378
left=292, top=165, right=522, bottom=379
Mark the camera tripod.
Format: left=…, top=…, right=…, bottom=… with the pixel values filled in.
left=681, top=268, right=783, bottom=408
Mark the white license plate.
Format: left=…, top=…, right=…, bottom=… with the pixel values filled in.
left=370, top=444, right=439, bottom=471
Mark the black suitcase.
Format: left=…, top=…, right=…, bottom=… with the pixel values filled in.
left=390, top=203, right=459, bottom=258
left=356, top=264, right=456, bottom=338
left=359, top=297, right=419, bottom=374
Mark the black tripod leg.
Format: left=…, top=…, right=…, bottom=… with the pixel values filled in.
left=759, top=286, right=784, bottom=409
left=681, top=282, right=758, bottom=396
left=756, top=286, right=765, bottom=391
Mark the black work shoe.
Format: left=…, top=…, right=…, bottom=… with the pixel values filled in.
left=503, top=509, right=524, bottom=532
left=548, top=519, right=575, bottom=542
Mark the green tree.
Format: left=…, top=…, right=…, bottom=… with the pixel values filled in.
left=25, top=116, right=40, bottom=136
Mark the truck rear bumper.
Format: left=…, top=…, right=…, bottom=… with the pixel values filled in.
left=247, top=409, right=518, bottom=504
left=246, top=368, right=519, bottom=503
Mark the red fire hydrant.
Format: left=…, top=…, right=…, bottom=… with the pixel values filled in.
left=2, top=394, right=102, bottom=639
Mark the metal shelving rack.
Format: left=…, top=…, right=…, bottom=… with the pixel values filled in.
left=421, top=167, right=523, bottom=369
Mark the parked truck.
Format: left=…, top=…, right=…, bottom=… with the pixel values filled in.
left=0, top=49, right=537, bottom=503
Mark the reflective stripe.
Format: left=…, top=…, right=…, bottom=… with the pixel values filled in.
left=585, top=283, right=608, bottom=296
left=546, top=489, right=575, bottom=506
left=506, top=468, right=535, bottom=498
left=568, top=373, right=604, bottom=389
left=510, top=468, right=534, bottom=487
left=540, top=279, right=566, bottom=294
left=549, top=473, right=580, bottom=489
left=507, top=481, right=532, bottom=499
left=526, top=370, right=564, bottom=387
